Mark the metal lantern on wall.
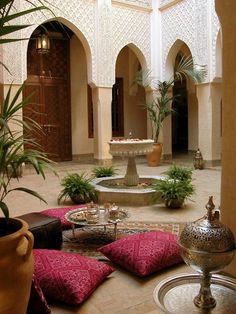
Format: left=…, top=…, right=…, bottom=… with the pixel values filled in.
left=194, top=148, right=204, bottom=169
left=36, top=33, right=50, bottom=54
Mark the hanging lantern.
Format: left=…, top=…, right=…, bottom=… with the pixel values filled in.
left=36, top=33, right=50, bottom=54
left=194, top=148, right=204, bottom=169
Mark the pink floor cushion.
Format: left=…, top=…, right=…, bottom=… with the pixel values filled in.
left=40, top=205, right=85, bottom=230
left=33, top=249, right=114, bottom=305
left=98, top=231, right=183, bottom=277
left=27, top=273, right=51, bottom=314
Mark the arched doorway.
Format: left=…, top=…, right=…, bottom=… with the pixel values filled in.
left=172, top=52, right=188, bottom=153
left=23, top=21, right=73, bottom=161
left=114, top=45, right=147, bottom=139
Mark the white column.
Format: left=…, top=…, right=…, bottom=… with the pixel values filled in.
left=196, top=82, right=221, bottom=166
left=216, top=0, right=236, bottom=276
left=92, top=87, right=112, bottom=161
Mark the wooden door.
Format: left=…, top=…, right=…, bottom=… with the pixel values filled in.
left=23, top=37, right=72, bottom=161
left=111, top=78, right=124, bottom=137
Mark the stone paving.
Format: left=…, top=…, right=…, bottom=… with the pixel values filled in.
left=8, top=157, right=221, bottom=223
left=5, top=157, right=222, bottom=314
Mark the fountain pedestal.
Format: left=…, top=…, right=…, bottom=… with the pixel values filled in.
left=108, top=139, right=154, bottom=186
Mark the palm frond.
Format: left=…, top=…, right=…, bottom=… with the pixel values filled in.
left=174, top=55, right=207, bottom=83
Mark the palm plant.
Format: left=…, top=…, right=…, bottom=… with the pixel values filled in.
left=0, top=84, right=56, bottom=219
left=135, top=55, right=207, bottom=143
left=0, top=1, right=56, bottom=220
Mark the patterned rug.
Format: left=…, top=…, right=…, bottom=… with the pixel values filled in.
left=62, top=221, right=186, bottom=260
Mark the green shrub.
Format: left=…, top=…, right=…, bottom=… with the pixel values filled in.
left=164, top=164, right=193, bottom=181
left=92, top=166, right=117, bottom=178
left=58, top=173, right=97, bottom=204
left=152, top=178, right=195, bottom=208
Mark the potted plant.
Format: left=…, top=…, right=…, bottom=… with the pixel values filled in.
left=135, top=56, right=206, bottom=166
left=152, top=178, right=195, bottom=209
left=0, top=2, right=55, bottom=313
left=92, top=165, right=118, bottom=178
left=163, top=164, right=193, bottom=181
left=58, top=173, right=97, bottom=204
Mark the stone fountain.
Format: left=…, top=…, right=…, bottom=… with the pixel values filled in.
left=108, top=138, right=154, bottom=186
left=92, top=138, right=163, bottom=206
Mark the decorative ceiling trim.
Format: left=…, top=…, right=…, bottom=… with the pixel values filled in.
left=112, top=0, right=152, bottom=12
left=159, top=0, right=184, bottom=11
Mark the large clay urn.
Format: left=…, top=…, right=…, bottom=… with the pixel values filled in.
left=147, top=143, right=162, bottom=167
left=0, top=218, right=34, bottom=314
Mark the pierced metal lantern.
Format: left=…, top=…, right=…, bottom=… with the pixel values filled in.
left=36, top=33, right=50, bottom=54
left=178, top=196, right=235, bottom=309
left=194, top=148, right=204, bottom=169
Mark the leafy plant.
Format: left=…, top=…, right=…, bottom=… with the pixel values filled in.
left=92, top=166, right=118, bottom=178
left=152, top=178, right=195, bottom=208
left=134, top=55, right=207, bottom=143
left=164, top=164, right=193, bottom=181
left=0, top=84, right=56, bottom=219
left=0, top=1, right=56, bottom=220
left=58, top=173, right=97, bottom=204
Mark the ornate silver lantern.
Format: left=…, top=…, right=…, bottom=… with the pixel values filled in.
left=193, top=148, right=204, bottom=169
left=178, top=196, right=235, bottom=309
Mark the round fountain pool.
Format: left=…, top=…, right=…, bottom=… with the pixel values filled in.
left=92, top=175, right=162, bottom=206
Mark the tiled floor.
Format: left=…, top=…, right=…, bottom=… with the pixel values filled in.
left=8, top=157, right=221, bottom=313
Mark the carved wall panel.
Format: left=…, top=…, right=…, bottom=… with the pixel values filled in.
left=4, top=0, right=96, bottom=85
left=113, top=0, right=152, bottom=9
left=161, top=0, right=209, bottom=79
left=3, top=0, right=220, bottom=86
left=97, top=1, right=113, bottom=87
left=111, top=5, right=151, bottom=84
left=211, top=0, right=221, bottom=79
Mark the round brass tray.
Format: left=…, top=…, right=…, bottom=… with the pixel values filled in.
left=65, top=207, right=129, bottom=226
left=153, top=273, right=236, bottom=314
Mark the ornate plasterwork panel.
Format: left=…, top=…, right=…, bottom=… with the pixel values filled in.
left=4, top=0, right=96, bottom=85
left=97, top=1, right=113, bottom=87
left=160, top=0, right=176, bottom=5
left=161, top=0, right=209, bottom=80
left=113, top=0, right=152, bottom=9
left=111, top=6, right=151, bottom=84
left=159, top=0, right=183, bottom=10
left=211, top=0, right=221, bottom=79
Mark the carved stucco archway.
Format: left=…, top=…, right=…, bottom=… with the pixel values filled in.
left=21, top=17, right=93, bottom=86
left=163, top=39, right=198, bottom=155
left=112, top=42, right=148, bottom=86
left=113, top=43, right=148, bottom=139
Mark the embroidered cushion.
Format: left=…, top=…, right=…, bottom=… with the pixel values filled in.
left=33, top=249, right=114, bottom=305
left=98, top=231, right=183, bottom=277
left=40, top=205, right=84, bottom=230
left=27, top=273, right=51, bottom=314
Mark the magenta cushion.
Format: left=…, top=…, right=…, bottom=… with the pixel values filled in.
left=40, top=205, right=84, bottom=230
left=98, top=231, right=183, bottom=277
left=33, top=249, right=114, bottom=305
left=27, top=273, right=51, bottom=314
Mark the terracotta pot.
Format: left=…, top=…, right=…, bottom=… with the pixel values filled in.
left=0, top=218, right=34, bottom=314
left=165, top=198, right=184, bottom=209
left=146, top=143, right=162, bottom=167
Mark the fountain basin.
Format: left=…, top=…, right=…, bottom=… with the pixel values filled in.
left=92, top=175, right=162, bottom=206
left=108, top=139, right=154, bottom=157
left=108, top=139, right=154, bottom=186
